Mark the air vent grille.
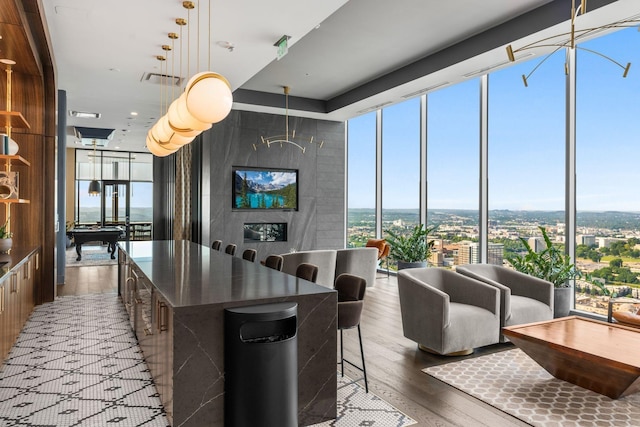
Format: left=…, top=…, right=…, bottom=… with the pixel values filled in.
left=356, top=101, right=393, bottom=114
left=141, top=72, right=184, bottom=87
left=402, top=82, right=450, bottom=98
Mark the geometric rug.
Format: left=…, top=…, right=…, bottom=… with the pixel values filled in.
left=312, top=375, right=416, bottom=427
left=0, top=293, right=169, bottom=427
left=1, top=293, right=415, bottom=427
left=423, top=348, right=640, bottom=427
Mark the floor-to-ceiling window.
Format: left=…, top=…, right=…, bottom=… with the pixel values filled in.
left=576, top=27, right=640, bottom=314
left=74, top=150, right=153, bottom=239
left=345, top=26, right=640, bottom=317
left=382, top=98, right=421, bottom=270
left=76, top=149, right=102, bottom=224
left=347, top=112, right=377, bottom=247
left=427, top=79, right=480, bottom=267
left=488, top=54, right=565, bottom=266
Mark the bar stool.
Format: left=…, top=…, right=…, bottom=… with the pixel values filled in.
left=242, top=249, right=257, bottom=262
left=295, top=263, right=318, bottom=283
left=264, top=255, right=283, bottom=271
left=335, top=273, right=368, bottom=392
left=225, top=244, right=237, bottom=256
left=212, top=240, right=222, bottom=251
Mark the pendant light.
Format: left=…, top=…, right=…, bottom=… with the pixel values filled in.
left=88, top=140, right=101, bottom=196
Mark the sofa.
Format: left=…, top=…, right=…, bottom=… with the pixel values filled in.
left=280, top=248, right=378, bottom=289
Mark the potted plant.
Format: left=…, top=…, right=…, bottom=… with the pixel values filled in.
left=507, top=225, right=606, bottom=317
left=386, top=224, right=436, bottom=270
left=0, top=220, right=13, bottom=253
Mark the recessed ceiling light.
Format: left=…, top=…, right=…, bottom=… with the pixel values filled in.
left=69, top=110, right=101, bottom=119
left=115, top=146, right=120, bottom=149
left=130, top=112, right=138, bottom=116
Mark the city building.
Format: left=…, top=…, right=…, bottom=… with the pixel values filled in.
left=456, top=242, right=504, bottom=266
left=578, top=234, right=597, bottom=246
left=528, top=237, right=546, bottom=253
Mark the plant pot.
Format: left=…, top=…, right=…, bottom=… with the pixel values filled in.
left=554, top=287, right=572, bottom=318
left=397, top=260, right=427, bottom=270
left=0, top=237, right=13, bottom=253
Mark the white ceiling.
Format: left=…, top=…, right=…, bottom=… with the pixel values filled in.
left=40, top=0, right=640, bottom=153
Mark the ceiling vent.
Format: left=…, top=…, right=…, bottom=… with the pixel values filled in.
left=402, top=82, right=450, bottom=98
left=141, top=72, right=183, bottom=87
left=356, top=101, right=392, bottom=114
left=73, top=126, right=115, bottom=147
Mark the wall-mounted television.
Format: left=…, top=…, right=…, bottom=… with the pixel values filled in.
left=232, top=167, right=298, bottom=211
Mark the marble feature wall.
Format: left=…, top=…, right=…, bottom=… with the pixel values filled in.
left=204, top=110, right=346, bottom=260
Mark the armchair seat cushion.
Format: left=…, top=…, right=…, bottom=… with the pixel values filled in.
left=443, top=303, right=501, bottom=354
left=507, top=296, right=554, bottom=326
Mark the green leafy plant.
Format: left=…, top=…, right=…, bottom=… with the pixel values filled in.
left=0, top=220, right=12, bottom=239
left=386, top=224, right=436, bottom=263
left=507, top=226, right=581, bottom=289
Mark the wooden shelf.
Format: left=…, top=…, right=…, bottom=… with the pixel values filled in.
left=0, top=155, right=30, bottom=167
left=0, top=111, right=30, bottom=129
left=0, top=198, right=30, bottom=204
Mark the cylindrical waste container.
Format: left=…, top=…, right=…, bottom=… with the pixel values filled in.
left=224, top=302, right=298, bottom=427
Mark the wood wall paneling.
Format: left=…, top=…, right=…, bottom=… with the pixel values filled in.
left=0, top=0, right=56, bottom=303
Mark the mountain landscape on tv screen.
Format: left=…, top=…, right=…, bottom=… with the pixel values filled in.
left=234, top=170, right=297, bottom=209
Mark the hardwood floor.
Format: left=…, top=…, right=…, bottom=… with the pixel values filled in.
left=57, top=265, right=528, bottom=426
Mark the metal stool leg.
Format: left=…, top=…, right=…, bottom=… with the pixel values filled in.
left=340, top=329, right=344, bottom=377
left=358, top=325, right=368, bottom=393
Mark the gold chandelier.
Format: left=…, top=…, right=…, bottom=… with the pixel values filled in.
left=506, top=0, right=638, bottom=86
left=146, top=0, right=233, bottom=157
left=254, top=86, right=322, bottom=154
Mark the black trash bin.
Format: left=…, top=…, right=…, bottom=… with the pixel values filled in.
left=224, top=302, right=298, bottom=427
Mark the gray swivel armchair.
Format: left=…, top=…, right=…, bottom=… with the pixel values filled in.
left=397, top=268, right=500, bottom=356
left=455, top=264, right=553, bottom=341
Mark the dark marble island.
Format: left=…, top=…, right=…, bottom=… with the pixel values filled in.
left=117, top=240, right=337, bottom=426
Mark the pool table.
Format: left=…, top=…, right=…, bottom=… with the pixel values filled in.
left=67, top=227, right=124, bottom=261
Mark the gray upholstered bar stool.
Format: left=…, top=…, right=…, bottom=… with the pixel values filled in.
left=225, top=244, right=237, bottom=256
left=211, top=240, right=222, bottom=251
left=242, top=249, right=257, bottom=262
left=335, top=273, right=368, bottom=392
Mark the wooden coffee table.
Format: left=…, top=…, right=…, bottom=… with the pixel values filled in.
left=503, top=316, right=640, bottom=399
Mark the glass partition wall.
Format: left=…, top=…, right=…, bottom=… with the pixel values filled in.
left=346, top=27, right=640, bottom=316
left=74, top=150, right=153, bottom=240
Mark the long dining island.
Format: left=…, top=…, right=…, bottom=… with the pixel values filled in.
left=117, top=240, right=337, bottom=426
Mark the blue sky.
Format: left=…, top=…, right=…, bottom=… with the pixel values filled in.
left=348, top=27, right=640, bottom=212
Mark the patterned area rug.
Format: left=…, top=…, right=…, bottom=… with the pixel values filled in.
left=313, top=375, right=416, bottom=427
left=0, top=293, right=168, bottom=427
left=65, top=245, right=118, bottom=267
left=423, top=348, right=640, bottom=427
left=1, top=293, right=415, bottom=427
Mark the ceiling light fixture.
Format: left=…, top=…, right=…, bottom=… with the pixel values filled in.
left=255, top=86, right=322, bottom=154
left=506, top=0, right=638, bottom=86
left=147, top=0, right=233, bottom=157
left=88, top=140, right=101, bottom=196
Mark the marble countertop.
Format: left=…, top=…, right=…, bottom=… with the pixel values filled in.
left=0, top=245, right=40, bottom=279
left=119, top=240, right=335, bottom=308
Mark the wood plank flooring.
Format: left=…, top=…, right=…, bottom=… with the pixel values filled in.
left=58, top=266, right=528, bottom=427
